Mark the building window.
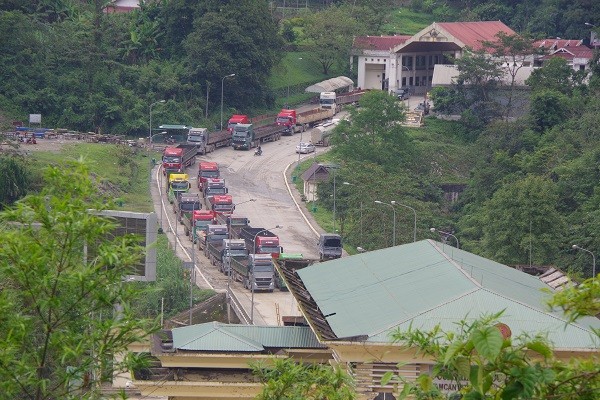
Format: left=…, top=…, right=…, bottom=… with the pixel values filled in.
left=409, top=77, right=413, bottom=86
left=402, top=77, right=407, bottom=86
left=579, top=64, right=585, bottom=71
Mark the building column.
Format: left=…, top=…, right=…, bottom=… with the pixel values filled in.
left=357, top=56, right=366, bottom=89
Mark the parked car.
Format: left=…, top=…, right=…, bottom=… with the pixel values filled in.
left=295, top=142, right=316, bottom=154
left=394, top=87, right=411, bottom=100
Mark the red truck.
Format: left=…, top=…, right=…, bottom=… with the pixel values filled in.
left=227, top=114, right=250, bottom=132
left=275, top=107, right=335, bottom=135
left=235, top=226, right=282, bottom=255
left=162, top=144, right=197, bottom=174
left=208, top=194, right=235, bottom=216
left=197, top=161, right=220, bottom=190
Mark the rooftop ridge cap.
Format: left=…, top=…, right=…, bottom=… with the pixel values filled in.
left=429, top=239, right=482, bottom=287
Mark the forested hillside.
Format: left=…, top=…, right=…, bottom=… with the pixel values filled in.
left=1, top=0, right=599, bottom=278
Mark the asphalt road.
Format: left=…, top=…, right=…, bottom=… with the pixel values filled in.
left=151, top=125, right=335, bottom=326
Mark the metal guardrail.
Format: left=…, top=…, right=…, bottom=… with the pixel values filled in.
left=227, top=286, right=251, bottom=325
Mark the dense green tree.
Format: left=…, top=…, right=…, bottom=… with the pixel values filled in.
left=252, top=357, right=356, bottom=400
left=0, top=155, right=30, bottom=208
left=480, top=175, right=565, bottom=265
left=183, top=0, right=282, bottom=111
left=0, top=161, right=156, bottom=399
left=301, top=4, right=366, bottom=75
left=526, top=57, right=580, bottom=95
left=331, top=90, right=413, bottom=169
left=482, top=32, right=539, bottom=119
left=529, top=89, right=570, bottom=132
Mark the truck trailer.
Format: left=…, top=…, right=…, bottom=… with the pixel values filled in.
left=198, top=224, right=228, bottom=255
left=173, top=193, right=201, bottom=224
left=187, top=127, right=232, bottom=155
left=275, top=107, right=336, bottom=134
left=230, top=253, right=275, bottom=292
left=235, top=226, right=281, bottom=255
left=231, top=123, right=284, bottom=150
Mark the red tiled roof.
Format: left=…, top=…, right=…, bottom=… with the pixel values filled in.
left=437, top=21, right=515, bottom=50
left=352, top=35, right=411, bottom=51
left=541, top=45, right=594, bottom=60
left=535, top=39, right=584, bottom=50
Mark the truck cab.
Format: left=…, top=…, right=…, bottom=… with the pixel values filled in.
left=167, top=173, right=191, bottom=204
left=187, top=127, right=208, bottom=152
left=174, top=193, right=201, bottom=223
left=319, top=91, right=337, bottom=109
left=318, top=233, right=343, bottom=261
left=201, top=224, right=229, bottom=255
left=276, top=109, right=297, bottom=135
left=184, top=209, right=215, bottom=242
left=227, top=114, right=250, bottom=133
left=231, top=123, right=254, bottom=150
left=197, top=161, right=220, bottom=190
left=208, top=194, right=234, bottom=216
left=247, top=254, right=275, bottom=292
left=221, top=239, right=248, bottom=275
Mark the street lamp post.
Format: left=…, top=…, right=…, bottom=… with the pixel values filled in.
left=430, top=227, right=459, bottom=249
left=149, top=100, right=166, bottom=148
left=374, top=201, right=396, bottom=247
left=572, top=244, right=596, bottom=278
left=220, top=74, right=236, bottom=131
left=251, top=225, right=282, bottom=324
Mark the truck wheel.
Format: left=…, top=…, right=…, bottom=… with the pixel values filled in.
left=184, top=228, right=189, bottom=236
left=319, top=254, right=324, bottom=262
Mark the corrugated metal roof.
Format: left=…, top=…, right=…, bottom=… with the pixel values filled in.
left=353, top=35, right=411, bottom=51
left=368, top=290, right=600, bottom=349
left=172, top=322, right=325, bottom=351
left=305, top=76, right=355, bottom=93
left=437, top=21, right=515, bottom=51
left=294, top=240, right=600, bottom=348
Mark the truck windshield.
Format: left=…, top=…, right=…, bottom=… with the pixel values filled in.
left=254, top=264, right=273, bottom=273
left=324, top=238, right=342, bottom=247
left=201, top=171, right=219, bottom=178
left=181, top=202, right=201, bottom=211
left=171, top=182, right=189, bottom=190
left=227, top=123, right=238, bottom=130
left=187, top=135, right=203, bottom=143
left=276, top=117, right=291, bottom=124
left=195, top=221, right=211, bottom=229
left=213, top=204, right=233, bottom=211
left=320, top=98, right=335, bottom=105
left=232, top=132, right=248, bottom=138
left=258, top=246, right=280, bottom=254
left=163, top=156, right=180, bottom=163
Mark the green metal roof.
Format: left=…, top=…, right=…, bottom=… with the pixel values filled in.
left=296, top=240, right=600, bottom=348
left=172, top=322, right=326, bottom=352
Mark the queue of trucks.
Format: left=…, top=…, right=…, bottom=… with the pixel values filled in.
left=166, top=157, right=343, bottom=294
left=160, top=97, right=353, bottom=294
